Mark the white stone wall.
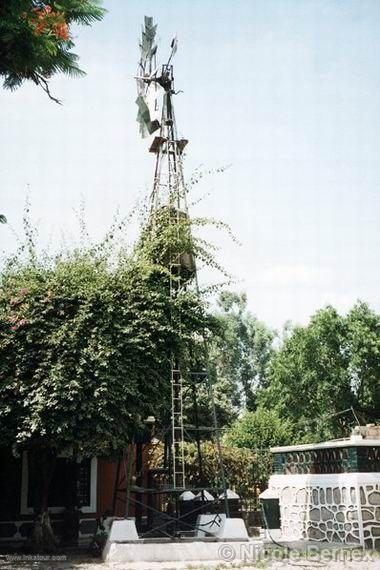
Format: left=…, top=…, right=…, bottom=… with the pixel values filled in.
left=360, top=483, right=380, bottom=549
left=268, top=473, right=380, bottom=549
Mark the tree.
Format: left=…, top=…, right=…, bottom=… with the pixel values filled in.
left=224, top=408, right=294, bottom=451
left=346, top=301, right=380, bottom=420
left=0, top=239, right=209, bottom=548
left=0, top=0, right=105, bottom=102
left=258, top=303, right=380, bottom=442
left=223, top=408, right=294, bottom=491
left=0, top=196, right=228, bottom=549
left=207, top=291, right=275, bottom=420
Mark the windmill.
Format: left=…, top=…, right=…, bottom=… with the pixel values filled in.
left=135, top=16, right=199, bottom=491
left=102, top=19, right=251, bottom=553
left=106, top=18, right=232, bottom=537
left=136, top=18, right=188, bottom=214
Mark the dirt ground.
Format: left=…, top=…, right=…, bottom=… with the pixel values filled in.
left=0, top=547, right=380, bottom=570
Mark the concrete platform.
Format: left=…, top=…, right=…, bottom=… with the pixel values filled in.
left=103, top=538, right=264, bottom=563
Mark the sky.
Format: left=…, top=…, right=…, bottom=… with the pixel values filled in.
left=1, top=0, right=380, bottom=329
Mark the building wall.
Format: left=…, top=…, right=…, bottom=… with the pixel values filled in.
left=0, top=449, right=99, bottom=545
left=269, top=473, right=380, bottom=549
left=0, top=444, right=152, bottom=545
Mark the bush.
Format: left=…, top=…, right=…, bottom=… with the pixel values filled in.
left=149, top=440, right=271, bottom=508
left=224, top=408, right=294, bottom=450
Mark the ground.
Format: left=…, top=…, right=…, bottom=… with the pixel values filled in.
left=0, top=548, right=380, bottom=570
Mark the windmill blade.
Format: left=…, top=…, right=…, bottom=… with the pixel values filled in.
left=135, top=16, right=162, bottom=138
left=171, top=36, right=178, bottom=55
left=140, top=15, right=157, bottom=71
left=167, top=36, right=178, bottom=66
left=136, top=91, right=160, bottom=138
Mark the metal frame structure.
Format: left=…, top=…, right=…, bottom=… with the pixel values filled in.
left=111, top=17, right=230, bottom=536
left=149, top=62, right=189, bottom=490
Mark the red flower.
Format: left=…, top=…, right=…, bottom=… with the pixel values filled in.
left=34, top=5, right=52, bottom=18
left=36, top=22, right=46, bottom=35
left=30, top=6, right=69, bottom=40
left=54, top=22, right=69, bottom=40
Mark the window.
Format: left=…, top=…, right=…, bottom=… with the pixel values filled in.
left=20, top=453, right=97, bottom=515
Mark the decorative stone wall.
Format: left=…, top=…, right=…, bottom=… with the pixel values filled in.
left=268, top=474, right=380, bottom=549
left=360, top=484, right=380, bottom=549
left=275, top=484, right=361, bottom=545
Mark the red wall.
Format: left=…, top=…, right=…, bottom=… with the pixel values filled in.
left=96, top=444, right=153, bottom=518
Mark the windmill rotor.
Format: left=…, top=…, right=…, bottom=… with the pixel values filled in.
left=136, top=16, right=161, bottom=138
left=135, top=17, right=181, bottom=139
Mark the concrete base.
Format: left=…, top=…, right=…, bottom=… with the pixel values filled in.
left=196, top=514, right=226, bottom=537
left=108, top=518, right=139, bottom=541
left=196, top=514, right=249, bottom=540
left=103, top=538, right=263, bottom=563
left=103, top=516, right=251, bottom=563
left=220, top=518, right=250, bottom=540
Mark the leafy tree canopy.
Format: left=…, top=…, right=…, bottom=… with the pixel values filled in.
left=258, top=303, right=380, bottom=442
left=207, top=291, right=275, bottom=420
left=224, top=408, right=294, bottom=451
left=0, top=0, right=105, bottom=102
left=0, top=243, right=209, bottom=458
left=0, top=198, right=231, bottom=548
left=346, top=301, right=380, bottom=418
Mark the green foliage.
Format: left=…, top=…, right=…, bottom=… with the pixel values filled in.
left=0, top=190, right=231, bottom=462
left=149, top=440, right=271, bottom=507
left=0, top=1, right=105, bottom=101
left=205, top=291, right=275, bottom=425
left=0, top=198, right=231, bottom=544
left=224, top=408, right=294, bottom=450
left=136, top=204, right=240, bottom=430
left=137, top=205, right=233, bottom=282
left=0, top=242, right=209, bottom=457
left=346, top=302, right=380, bottom=418
left=258, top=303, right=380, bottom=442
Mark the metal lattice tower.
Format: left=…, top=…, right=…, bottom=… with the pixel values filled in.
left=136, top=23, right=191, bottom=488
left=135, top=19, right=228, bottom=499
left=110, top=18, right=231, bottom=529
left=149, top=72, right=189, bottom=489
